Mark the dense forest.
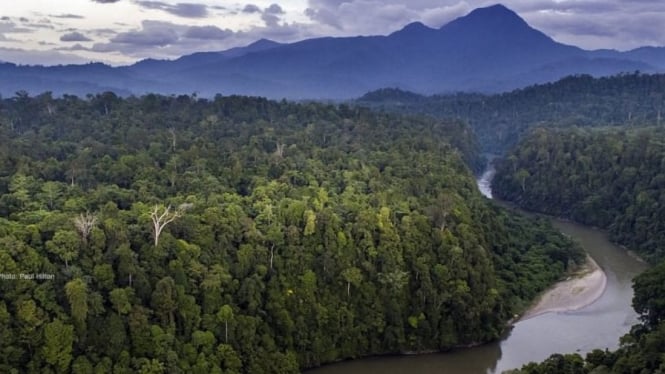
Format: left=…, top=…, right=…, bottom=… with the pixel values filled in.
left=356, top=72, right=665, bottom=152
left=0, top=93, right=583, bottom=373
left=494, top=126, right=665, bottom=373
left=493, top=126, right=665, bottom=263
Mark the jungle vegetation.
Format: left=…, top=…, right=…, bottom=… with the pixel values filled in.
left=493, top=126, right=665, bottom=263
left=357, top=72, right=665, bottom=153
left=0, top=92, right=583, bottom=373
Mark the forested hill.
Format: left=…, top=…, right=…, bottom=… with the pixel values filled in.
left=0, top=93, right=582, bottom=373
left=357, top=73, right=665, bottom=152
left=492, top=126, right=665, bottom=263
left=495, top=127, right=665, bottom=373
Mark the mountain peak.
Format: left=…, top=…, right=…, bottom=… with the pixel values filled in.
left=473, top=3, right=516, bottom=15
left=390, top=21, right=434, bottom=38
left=401, top=21, right=430, bottom=32
left=248, top=38, right=280, bottom=48
left=441, top=3, right=529, bottom=32
left=465, top=3, right=522, bottom=20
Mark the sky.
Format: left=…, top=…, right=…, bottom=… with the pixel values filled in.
left=1, top=0, right=664, bottom=66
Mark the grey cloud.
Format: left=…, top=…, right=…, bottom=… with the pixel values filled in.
left=260, top=4, right=285, bottom=27
left=184, top=25, right=232, bottom=40
left=262, top=13, right=280, bottom=27
left=265, top=4, right=285, bottom=14
left=90, top=20, right=241, bottom=58
left=0, top=46, right=91, bottom=65
left=51, top=14, right=85, bottom=19
left=58, top=43, right=91, bottom=51
left=92, top=28, right=119, bottom=37
left=305, top=0, right=422, bottom=33
left=111, top=24, right=179, bottom=46
left=0, top=21, right=33, bottom=34
left=243, top=4, right=261, bottom=13
left=135, top=1, right=209, bottom=18
left=27, top=23, right=55, bottom=30
left=304, top=7, right=342, bottom=29
left=60, top=31, right=93, bottom=42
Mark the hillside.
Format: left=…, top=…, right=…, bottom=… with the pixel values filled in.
left=0, top=93, right=583, bottom=373
left=358, top=73, right=665, bottom=152
left=493, top=126, right=665, bottom=263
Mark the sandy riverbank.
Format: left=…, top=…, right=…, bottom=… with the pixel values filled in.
left=519, top=255, right=607, bottom=321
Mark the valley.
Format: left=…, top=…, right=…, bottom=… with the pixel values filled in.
left=2, top=3, right=665, bottom=373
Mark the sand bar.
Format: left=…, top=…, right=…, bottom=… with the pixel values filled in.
left=519, top=255, right=607, bottom=321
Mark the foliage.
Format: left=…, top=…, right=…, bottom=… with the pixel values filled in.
left=493, top=126, right=665, bottom=263
left=357, top=72, right=665, bottom=153
left=0, top=92, right=581, bottom=372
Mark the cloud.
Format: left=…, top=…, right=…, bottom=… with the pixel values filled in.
left=265, top=4, right=285, bottom=14
left=58, top=43, right=91, bottom=51
left=0, top=20, right=33, bottom=34
left=51, top=14, right=85, bottom=19
left=135, top=1, right=209, bottom=18
left=243, top=4, right=261, bottom=13
left=261, top=13, right=280, bottom=27
left=88, top=20, right=240, bottom=59
left=184, top=25, right=232, bottom=40
left=92, top=0, right=121, bottom=3
left=0, top=34, right=18, bottom=42
left=244, top=3, right=287, bottom=27
left=0, top=47, right=92, bottom=65
left=60, top=32, right=93, bottom=42
left=110, top=21, right=179, bottom=46
left=91, top=28, right=120, bottom=37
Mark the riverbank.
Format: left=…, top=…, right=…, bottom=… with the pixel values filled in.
left=519, top=255, right=607, bottom=321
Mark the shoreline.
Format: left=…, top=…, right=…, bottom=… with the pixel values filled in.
left=519, top=255, right=607, bottom=321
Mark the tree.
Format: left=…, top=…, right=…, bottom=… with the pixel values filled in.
left=341, top=267, right=363, bottom=297
left=515, top=168, right=530, bottom=192
left=633, top=262, right=665, bottom=328
left=217, top=304, right=234, bottom=343
left=65, top=278, right=88, bottom=331
left=151, top=277, right=177, bottom=327
left=46, top=230, right=80, bottom=270
left=40, top=181, right=63, bottom=210
left=43, top=319, right=74, bottom=373
left=139, top=359, right=165, bottom=374
left=110, top=288, right=134, bottom=315
left=73, top=211, right=98, bottom=244
left=150, top=204, right=184, bottom=247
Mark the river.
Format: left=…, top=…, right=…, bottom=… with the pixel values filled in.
left=308, top=164, right=647, bottom=374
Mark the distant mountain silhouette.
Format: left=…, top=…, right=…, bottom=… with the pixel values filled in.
left=0, top=4, right=661, bottom=99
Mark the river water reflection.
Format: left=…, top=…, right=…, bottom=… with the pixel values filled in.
left=308, top=166, right=647, bottom=374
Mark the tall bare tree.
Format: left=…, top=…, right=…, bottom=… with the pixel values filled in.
left=274, top=141, right=286, bottom=159
left=73, top=211, right=98, bottom=243
left=150, top=205, right=184, bottom=247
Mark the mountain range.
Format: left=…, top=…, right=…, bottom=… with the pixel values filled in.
left=2, top=4, right=664, bottom=99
